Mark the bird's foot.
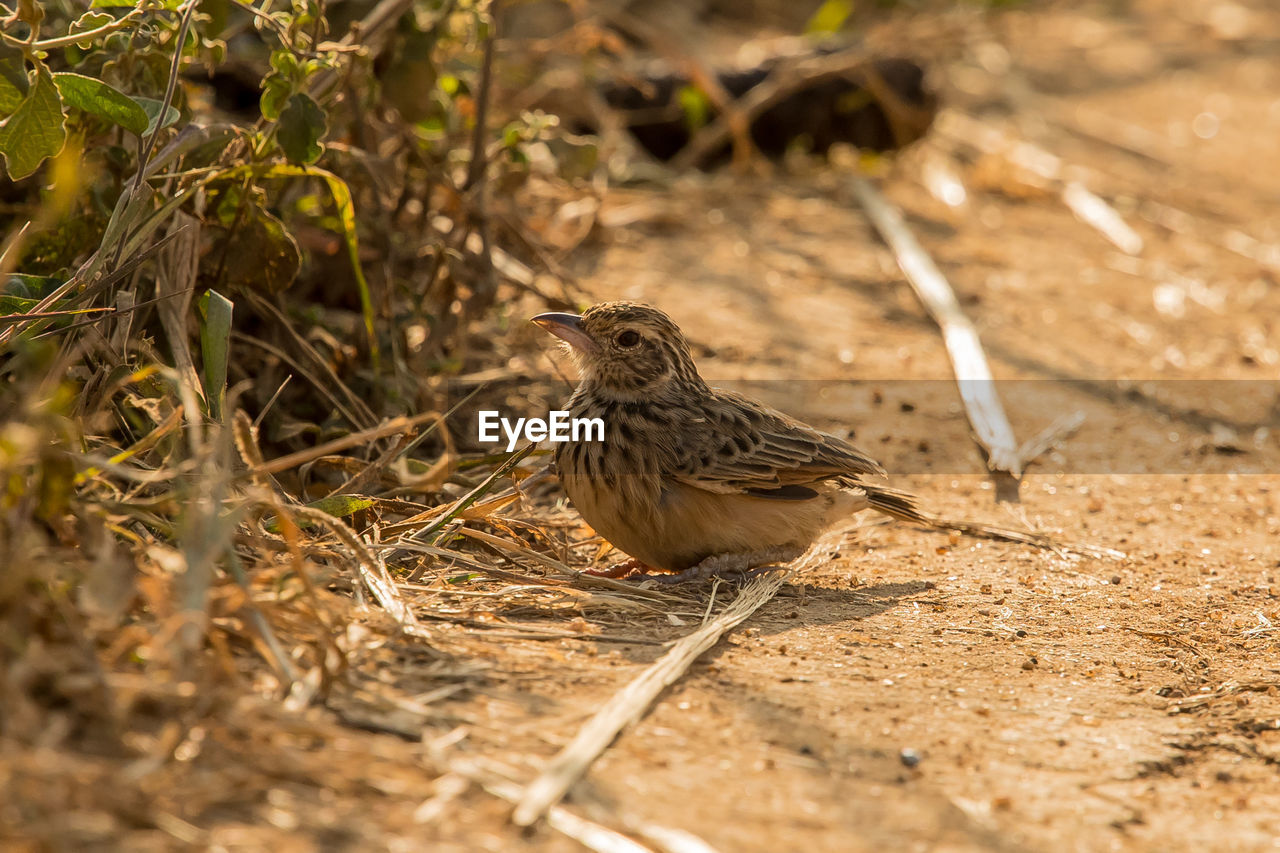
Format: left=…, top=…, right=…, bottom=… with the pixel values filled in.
left=636, top=546, right=805, bottom=585
left=585, top=557, right=655, bottom=579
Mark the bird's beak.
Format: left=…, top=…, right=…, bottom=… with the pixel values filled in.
left=531, top=312, right=598, bottom=354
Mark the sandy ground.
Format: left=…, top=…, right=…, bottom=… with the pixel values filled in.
left=38, top=1, right=1277, bottom=850
left=414, top=2, right=1280, bottom=850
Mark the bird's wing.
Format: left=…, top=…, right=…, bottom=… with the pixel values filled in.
left=666, top=389, right=886, bottom=496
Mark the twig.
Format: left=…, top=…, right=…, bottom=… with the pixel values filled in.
left=307, top=0, right=416, bottom=102
left=449, top=527, right=686, bottom=605
left=253, top=375, right=292, bottom=429
left=377, top=492, right=520, bottom=537
left=232, top=331, right=367, bottom=429
left=512, top=566, right=795, bottom=825
left=374, top=540, right=543, bottom=586
left=325, top=431, right=415, bottom=498
left=245, top=292, right=378, bottom=428
left=408, top=444, right=534, bottom=544
left=6, top=223, right=188, bottom=344
left=936, top=112, right=1145, bottom=257
left=0, top=221, right=31, bottom=279
left=1015, top=410, right=1086, bottom=469
left=604, top=7, right=756, bottom=170
left=154, top=213, right=203, bottom=406
left=241, top=411, right=444, bottom=480
left=0, top=7, right=145, bottom=51
left=290, top=504, right=432, bottom=640
left=112, top=0, right=197, bottom=270
left=1061, top=182, right=1143, bottom=255
left=1047, top=102, right=1175, bottom=168
left=463, top=1, right=497, bottom=194
left=0, top=305, right=113, bottom=325
left=1121, top=627, right=1205, bottom=658
left=223, top=549, right=300, bottom=687
left=849, top=177, right=1023, bottom=476
left=669, top=48, right=917, bottom=171
left=414, top=611, right=665, bottom=646
left=1166, top=681, right=1280, bottom=715
left=429, top=213, right=548, bottom=292
left=463, top=0, right=499, bottom=308
left=446, top=757, right=660, bottom=853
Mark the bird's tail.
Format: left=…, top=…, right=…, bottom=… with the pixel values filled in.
left=865, top=484, right=931, bottom=525
left=864, top=483, right=1113, bottom=556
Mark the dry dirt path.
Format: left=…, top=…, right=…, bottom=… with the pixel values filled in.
left=424, top=2, right=1280, bottom=850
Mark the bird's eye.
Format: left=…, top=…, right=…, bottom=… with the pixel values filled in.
left=615, top=330, right=641, bottom=348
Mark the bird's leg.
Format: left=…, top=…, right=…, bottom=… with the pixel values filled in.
left=638, top=545, right=804, bottom=585
left=585, top=557, right=655, bottom=578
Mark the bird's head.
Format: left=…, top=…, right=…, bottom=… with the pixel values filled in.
left=532, top=302, right=703, bottom=400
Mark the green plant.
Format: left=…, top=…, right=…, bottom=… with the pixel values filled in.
left=1, top=0, right=524, bottom=410
left=0, top=0, right=557, bottom=765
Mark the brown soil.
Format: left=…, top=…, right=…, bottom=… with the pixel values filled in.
left=444, top=2, right=1280, bottom=849
left=21, top=1, right=1280, bottom=850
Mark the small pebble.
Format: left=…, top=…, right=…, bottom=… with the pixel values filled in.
left=900, top=748, right=922, bottom=768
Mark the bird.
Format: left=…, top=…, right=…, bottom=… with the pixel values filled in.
left=531, top=301, right=936, bottom=582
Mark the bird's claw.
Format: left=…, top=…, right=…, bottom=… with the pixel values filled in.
left=632, top=546, right=803, bottom=585
left=585, top=557, right=655, bottom=579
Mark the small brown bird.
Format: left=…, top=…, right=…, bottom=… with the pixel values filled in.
left=532, top=301, right=933, bottom=581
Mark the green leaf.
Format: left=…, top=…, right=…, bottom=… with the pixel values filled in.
left=15, top=0, right=44, bottom=29
left=546, top=135, right=599, bottom=182
left=80, top=179, right=201, bottom=286
left=96, top=184, right=156, bottom=272
left=4, top=274, right=63, bottom=299
left=264, top=494, right=376, bottom=532
left=0, top=42, right=27, bottom=116
left=203, top=38, right=226, bottom=67
left=134, top=97, right=180, bottom=136
left=307, top=495, right=376, bottom=518
left=217, top=163, right=378, bottom=367
left=258, top=74, right=289, bottom=121
left=805, top=0, right=854, bottom=35
left=0, top=277, right=75, bottom=336
left=197, top=289, right=233, bottom=420
left=0, top=295, right=84, bottom=330
left=145, top=122, right=240, bottom=175
left=0, top=66, right=66, bottom=181
left=54, top=73, right=149, bottom=135
left=677, top=85, right=710, bottom=132
left=502, top=122, right=521, bottom=148
left=36, top=443, right=76, bottom=523
left=276, top=93, right=326, bottom=165
left=269, top=49, right=300, bottom=81
left=0, top=294, right=45, bottom=315
left=70, top=10, right=115, bottom=47
left=215, top=205, right=301, bottom=294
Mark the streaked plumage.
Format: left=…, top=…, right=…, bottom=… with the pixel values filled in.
left=532, top=301, right=929, bottom=579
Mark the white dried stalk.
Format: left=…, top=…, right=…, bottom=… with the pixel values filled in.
left=512, top=569, right=792, bottom=826
left=849, top=177, right=1022, bottom=475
